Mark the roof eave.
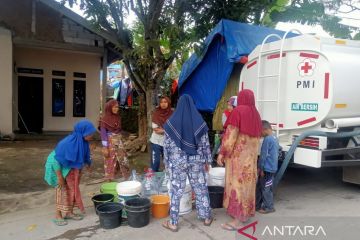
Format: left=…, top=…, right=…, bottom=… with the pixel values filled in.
left=39, top=0, right=119, bottom=46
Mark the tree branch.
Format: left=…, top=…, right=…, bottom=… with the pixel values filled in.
left=147, top=0, right=165, bottom=35
left=128, top=0, right=145, bottom=24
left=105, top=0, right=124, bottom=31
left=123, top=59, right=146, bottom=93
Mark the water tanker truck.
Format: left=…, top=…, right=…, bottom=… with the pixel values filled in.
left=239, top=30, right=360, bottom=185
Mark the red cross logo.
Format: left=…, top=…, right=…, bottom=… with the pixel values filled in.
left=298, top=58, right=316, bottom=77
left=301, top=62, right=312, bottom=73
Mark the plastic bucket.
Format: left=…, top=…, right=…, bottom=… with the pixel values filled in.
left=208, top=167, right=225, bottom=187
left=208, top=186, right=224, bottom=209
left=91, top=193, right=115, bottom=213
left=116, top=180, right=142, bottom=218
left=167, top=178, right=192, bottom=215
left=96, top=202, right=123, bottom=229
left=125, top=198, right=151, bottom=228
left=151, top=195, right=170, bottom=219
left=155, top=171, right=165, bottom=182
left=118, top=194, right=140, bottom=205
left=179, top=183, right=192, bottom=215
left=100, top=182, right=118, bottom=202
left=118, top=194, right=140, bottom=218
left=116, top=181, right=142, bottom=196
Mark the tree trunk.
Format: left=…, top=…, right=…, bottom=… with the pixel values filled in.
left=138, top=92, right=147, bottom=138
left=145, top=88, right=156, bottom=138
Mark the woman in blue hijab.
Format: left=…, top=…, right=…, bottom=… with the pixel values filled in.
left=44, top=120, right=96, bottom=226
left=162, top=94, right=213, bottom=232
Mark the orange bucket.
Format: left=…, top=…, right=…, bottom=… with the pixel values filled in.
left=151, top=195, right=170, bottom=219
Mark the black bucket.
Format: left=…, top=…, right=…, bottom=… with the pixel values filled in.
left=96, top=202, right=123, bottom=229
left=208, top=186, right=224, bottom=208
left=125, top=198, right=151, bottom=228
left=92, top=193, right=114, bottom=213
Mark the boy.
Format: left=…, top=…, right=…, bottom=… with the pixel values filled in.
left=256, top=120, right=279, bottom=214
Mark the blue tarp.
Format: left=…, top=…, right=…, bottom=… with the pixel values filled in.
left=179, top=19, right=293, bottom=112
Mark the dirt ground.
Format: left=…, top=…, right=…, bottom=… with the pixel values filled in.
left=0, top=138, right=150, bottom=215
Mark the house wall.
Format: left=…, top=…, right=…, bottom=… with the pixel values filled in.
left=0, top=27, right=13, bottom=136
left=14, top=47, right=101, bottom=131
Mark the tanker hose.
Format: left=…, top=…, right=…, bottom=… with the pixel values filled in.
left=274, top=129, right=360, bottom=188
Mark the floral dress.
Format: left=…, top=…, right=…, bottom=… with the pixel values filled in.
left=219, top=125, right=260, bottom=222
left=101, top=129, right=130, bottom=180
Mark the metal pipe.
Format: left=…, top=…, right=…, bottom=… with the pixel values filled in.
left=325, top=117, right=360, bottom=129
left=274, top=129, right=360, bottom=188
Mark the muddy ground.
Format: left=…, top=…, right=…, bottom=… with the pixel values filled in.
left=0, top=138, right=150, bottom=215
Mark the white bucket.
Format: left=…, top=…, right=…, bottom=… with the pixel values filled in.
left=179, top=183, right=192, bottom=215
left=116, top=181, right=142, bottom=196
left=168, top=178, right=192, bottom=215
left=116, top=181, right=142, bottom=218
left=208, top=167, right=225, bottom=187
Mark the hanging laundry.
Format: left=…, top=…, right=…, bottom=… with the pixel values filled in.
left=116, top=78, right=133, bottom=106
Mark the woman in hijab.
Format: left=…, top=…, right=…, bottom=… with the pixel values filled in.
left=44, top=120, right=96, bottom=226
left=162, top=94, right=213, bottom=232
left=222, top=95, right=238, bottom=126
left=212, top=95, right=238, bottom=157
left=149, top=96, right=173, bottom=172
left=217, top=89, right=262, bottom=231
left=99, top=99, right=130, bottom=181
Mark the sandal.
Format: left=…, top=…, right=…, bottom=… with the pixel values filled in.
left=162, top=220, right=178, bottom=232
left=64, top=213, right=84, bottom=221
left=204, top=217, right=214, bottom=226
left=258, top=208, right=275, bottom=214
left=52, top=218, right=68, bottom=226
left=221, top=223, right=238, bottom=231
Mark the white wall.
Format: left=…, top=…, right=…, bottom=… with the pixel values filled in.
left=14, top=47, right=101, bottom=131
left=0, top=27, right=13, bottom=136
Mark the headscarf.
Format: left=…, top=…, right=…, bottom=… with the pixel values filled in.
left=55, top=120, right=97, bottom=169
left=152, top=96, right=173, bottom=127
left=99, top=99, right=121, bottom=133
left=164, top=94, right=209, bottom=155
left=227, top=96, right=238, bottom=107
left=224, top=95, right=238, bottom=118
left=224, top=89, right=262, bottom=137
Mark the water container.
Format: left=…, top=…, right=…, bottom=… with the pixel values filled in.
left=116, top=181, right=142, bottom=203
left=116, top=181, right=142, bottom=197
left=208, top=186, right=224, bottom=208
left=142, top=168, right=159, bottom=198
left=158, top=171, right=170, bottom=195
left=116, top=180, right=142, bottom=218
left=125, top=198, right=151, bottom=228
left=167, top=178, right=192, bottom=215
left=151, top=195, right=170, bottom=219
left=91, top=193, right=114, bottom=213
left=100, top=182, right=118, bottom=202
left=128, top=169, right=141, bottom=182
left=208, top=167, right=226, bottom=187
left=179, top=183, right=192, bottom=215
left=96, top=202, right=123, bottom=229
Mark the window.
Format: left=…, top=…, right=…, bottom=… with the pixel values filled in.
left=73, top=80, right=86, bottom=117
left=52, top=79, right=65, bottom=117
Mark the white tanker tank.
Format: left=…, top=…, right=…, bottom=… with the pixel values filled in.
left=239, top=32, right=360, bottom=184
left=241, top=34, right=360, bottom=131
